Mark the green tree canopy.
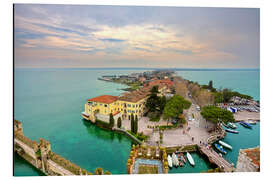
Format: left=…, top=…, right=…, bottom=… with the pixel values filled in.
left=109, top=113, right=114, bottom=128
left=117, top=117, right=122, bottom=128
left=146, top=85, right=160, bottom=112
left=200, top=105, right=235, bottom=124
left=163, top=95, right=191, bottom=120
left=134, top=115, right=138, bottom=134
left=131, top=113, right=135, bottom=133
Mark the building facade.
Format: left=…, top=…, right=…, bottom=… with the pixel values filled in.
left=82, top=81, right=171, bottom=123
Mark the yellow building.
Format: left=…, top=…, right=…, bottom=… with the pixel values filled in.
left=82, top=82, right=171, bottom=123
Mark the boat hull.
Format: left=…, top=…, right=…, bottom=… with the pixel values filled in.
left=218, top=140, right=232, bottom=150
left=225, top=129, right=239, bottom=134
left=186, top=152, right=195, bottom=166
left=214, top=144, right=227, bottom=154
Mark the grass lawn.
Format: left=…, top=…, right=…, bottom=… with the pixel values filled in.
left=138, top=164, right=159, bottom=174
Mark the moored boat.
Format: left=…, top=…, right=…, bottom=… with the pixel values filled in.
left=179, top=152, right=186, bottom=163
left=222, top=122, right=229, bottom=128
left=214, top=143, right=227, bottom=154
left=225, top=128, right=239, bottom=134
left=186, top=152, right=195, bottom=166
left=167, top=155, right=173, bottom=168
left=172, top=153, right=179, bottom=167
left=247, top=120, right=256, bottom=125
left=218, top=140, right=232, bottom=150
left=239, top=121, right=252, bottom=129
left=228, top=122, right=237, bottom=129
left=81, top=112, right=90, bottom=120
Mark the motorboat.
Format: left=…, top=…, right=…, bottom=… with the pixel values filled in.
left=239, top=121, right=252, bottom=129
left=214, top=143, right=227, bottom=154
left=247, top=120, right=256, bottom=125
left=179, top=152, right=186, bottom=164
left=228, top=122, right=237, bottom=129
left=172, top=153, right=179, bottom=167
left=167, top=155, right=173, bottom=168
left=218, top=140, right=232, bottom=150
left=225, top=128, right=239, bottom=134
left=186, top=152, right=195, bottom=166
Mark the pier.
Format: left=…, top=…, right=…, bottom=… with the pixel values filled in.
left=198, top=145, right=234, bottom=172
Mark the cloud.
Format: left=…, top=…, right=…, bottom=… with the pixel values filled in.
left=99, top=38, right=126, bottom=43
left=14, top=4, right=259, bottom=68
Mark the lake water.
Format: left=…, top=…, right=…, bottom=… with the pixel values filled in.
left=14, top=68, right=260, bottom=175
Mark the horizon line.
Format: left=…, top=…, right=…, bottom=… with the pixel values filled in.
left=14, top=67, right=260, bottom=70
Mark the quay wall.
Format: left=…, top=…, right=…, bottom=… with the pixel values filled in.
left=14, top=120, right=98, bottom=176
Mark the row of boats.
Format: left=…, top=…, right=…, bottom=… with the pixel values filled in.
left=223, top=120, right=256, bottom=134
left=167, top=152, right=195, bottom=168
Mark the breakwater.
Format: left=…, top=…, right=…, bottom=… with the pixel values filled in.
left=14, top=120, right=109, bottom=176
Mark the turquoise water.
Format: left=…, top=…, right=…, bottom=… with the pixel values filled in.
left=222, top=122, right=260, bottom=166
left=14, top=68, right=260, bottom=175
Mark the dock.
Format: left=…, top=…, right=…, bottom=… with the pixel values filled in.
left=198, top=145, right=234, bottom=172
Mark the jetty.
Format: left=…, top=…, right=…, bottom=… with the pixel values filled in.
left=198, top=145, right=234, bottom=172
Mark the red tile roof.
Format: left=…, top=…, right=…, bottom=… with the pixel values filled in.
left=88, top=95, right=118, bottom=104
left=243, top=147, right=260, bottom=167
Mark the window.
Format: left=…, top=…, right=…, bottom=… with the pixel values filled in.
left=136, top=104, right=138, bottom=108
left=128, top=104, right=131, bottom=107
left=133, top=105, right=135, bottom=108
left=104, top=104, right=107, bottom=107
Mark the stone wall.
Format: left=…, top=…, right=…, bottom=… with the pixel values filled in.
left=14, top=120, right=97, bottom=176
left=236, top=149, right=260, bottom=172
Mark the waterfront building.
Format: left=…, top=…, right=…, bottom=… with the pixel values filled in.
left=82, top=81, right=171, bottom=123
left=236, top=147, right=260, bottom=172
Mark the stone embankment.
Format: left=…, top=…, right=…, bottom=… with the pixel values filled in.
left=14, top=119, right=107, bottom=176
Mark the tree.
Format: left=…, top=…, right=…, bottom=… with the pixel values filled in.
left=159, top=96, right=167, bottom=113
left=163, top=95, right=191, bottom=122
left=134, top=115, right=138, bottom=134
left=208, top=80, right=213, bottom=90
left=131, top=113, right=135, bottom=133
left=146, top=85, right=160, bottom=112
left=200, top=105, right=235, bottom=124
left=117, top=117, right=122, bottom=128
left=109, top=113, right=114, bottom=128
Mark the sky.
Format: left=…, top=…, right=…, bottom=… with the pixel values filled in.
left=14, top=4, right=260, bottom=68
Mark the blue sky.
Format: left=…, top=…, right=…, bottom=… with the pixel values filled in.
left=14, top=4, right=260, bottom=68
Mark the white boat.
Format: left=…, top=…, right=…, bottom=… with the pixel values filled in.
left=167, top=155, right=173, bottom=168
left=172, top=153, right=179, bottom=167
left=186, top=152, right=195, bottom=166
left=228, top=122, right=237, bottom=129
left=218, top=140, right=232, bottom=150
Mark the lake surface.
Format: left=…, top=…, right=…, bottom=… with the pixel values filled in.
left=14, top=68, right=260, bottom=175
